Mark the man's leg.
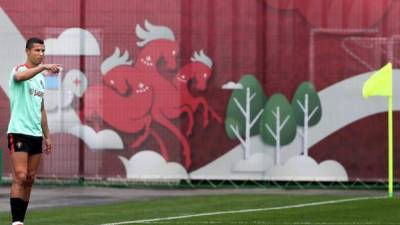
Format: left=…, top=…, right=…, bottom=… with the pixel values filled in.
left=24, top=153, right=41, bottom=200
left=10, top=152, right=28, bottom=224
left=21, top=153, right=42, bottom=221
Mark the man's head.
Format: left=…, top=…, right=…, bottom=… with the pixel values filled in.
left=25, top=37, right=45, bottom=66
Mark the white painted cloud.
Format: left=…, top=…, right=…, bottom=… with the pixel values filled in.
left=119, top=151, right=188, bottom=179
left=318, top=160, right=349, bottom=180
left=222, top=81, right=243, bottom=90
left=232, top=153, right=274, bottom=172
left=265, top=156, right=348, bottom=181
left=190, top=141, right=269, bottom=180
left=44, top=28, right=100, bottom=55
left=44, top=89, right=74, bottom=112
left=69, top=125, right=124, bottom=150
left=63, top=69, right=88, bottom=97
left=47, top=107, right=81, bottom=134
left=45, top=69, right=88, bottom=111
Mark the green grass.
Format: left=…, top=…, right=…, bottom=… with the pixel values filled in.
left=1, top=194, right=398, bottom=225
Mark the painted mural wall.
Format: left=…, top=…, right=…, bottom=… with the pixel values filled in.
left=0, top=0, right=399, bottom=182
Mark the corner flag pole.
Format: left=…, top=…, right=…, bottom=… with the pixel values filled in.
left=388, top=95, right=393, bottom=198
left=362, top=62, right=393, bottom=198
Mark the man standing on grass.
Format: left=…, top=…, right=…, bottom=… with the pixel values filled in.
left=7, top=37, right=61, bottom=225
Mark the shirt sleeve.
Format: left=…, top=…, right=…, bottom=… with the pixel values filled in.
left=10, top=67, right=17, bottom=82
left=10, top=65, right=26, bottom=81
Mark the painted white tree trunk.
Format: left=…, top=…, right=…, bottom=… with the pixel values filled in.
left=265, top=106, right=289, bottom=166
left=298, top=94, right=318, bottom=157
left=230, top=87, right=263, bottom=160
left=245, top=87, right=251, bottom=159
left=275, top=107, right=280, bottom=165
left=303, top=94, right=309, bottom=156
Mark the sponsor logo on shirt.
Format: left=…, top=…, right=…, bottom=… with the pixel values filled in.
left=29, top=88, right=44, bottom=98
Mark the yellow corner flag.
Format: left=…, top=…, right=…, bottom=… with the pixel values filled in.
left=362, top=63, right=392, bottom=98
left=362, top=62, right=394, bottom=198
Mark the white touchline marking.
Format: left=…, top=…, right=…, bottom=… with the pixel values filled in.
left=100, top=196, right=386, bottom=225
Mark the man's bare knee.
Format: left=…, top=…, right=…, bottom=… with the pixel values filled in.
left=13, top=171, right=27, bottom=185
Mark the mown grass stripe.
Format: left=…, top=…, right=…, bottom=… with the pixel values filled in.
left=101, top=196, right=386, bottom=225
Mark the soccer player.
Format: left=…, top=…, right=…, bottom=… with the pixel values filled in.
left=7, top=37, right=61, bottom=225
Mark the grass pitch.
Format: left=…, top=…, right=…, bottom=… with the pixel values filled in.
left=0, top=193, right=398, bottom=225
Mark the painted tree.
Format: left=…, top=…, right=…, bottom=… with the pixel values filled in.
left=291, top=82, right=322, bottom=156
left=260, top=93, right=296, bottom=165
left=225, top=75, right=267, bottom=160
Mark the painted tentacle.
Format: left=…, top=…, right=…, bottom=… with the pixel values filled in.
left=152, top=109, right=192, bottom=168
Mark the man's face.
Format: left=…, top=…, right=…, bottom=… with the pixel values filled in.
left=26, top=43, right=45, bottom=65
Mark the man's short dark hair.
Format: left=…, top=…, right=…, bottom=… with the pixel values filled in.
left=26, top=37, right=44, bottom=49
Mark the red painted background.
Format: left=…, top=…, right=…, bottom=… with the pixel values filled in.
left=0, top=0, right=399, bottom=181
